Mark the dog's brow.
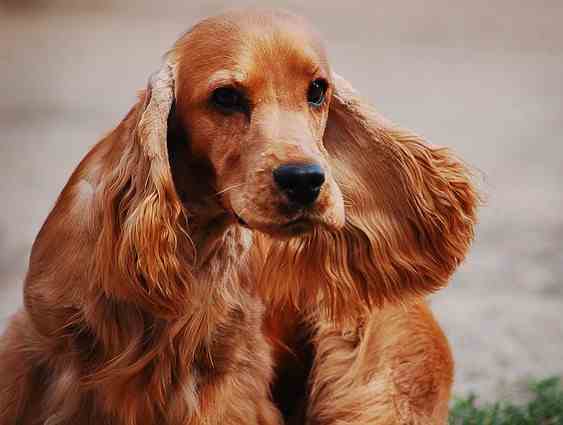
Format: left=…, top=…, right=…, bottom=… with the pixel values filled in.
left=208, top=70, right=246, bottom=89
left=190, top=70, right=247, bottom=101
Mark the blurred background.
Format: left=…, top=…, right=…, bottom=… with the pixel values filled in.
left=1, top=0, right=562, bottom=403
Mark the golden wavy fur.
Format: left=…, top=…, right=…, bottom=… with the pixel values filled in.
left=0, top=9, right=478, bottom=425
left=260, top=74, right=477, bottom=322
left=261, top=75, right=477, bottom=424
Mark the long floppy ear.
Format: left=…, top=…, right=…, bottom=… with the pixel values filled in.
left=260, top=74, right=478, bottom=322
left=93, top=59, right=194, bottom=317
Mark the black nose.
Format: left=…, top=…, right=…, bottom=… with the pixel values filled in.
left=273, top=163, right=325, bottom=206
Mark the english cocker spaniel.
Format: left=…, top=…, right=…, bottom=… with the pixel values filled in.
left=0, top=9, right=477, bottom=425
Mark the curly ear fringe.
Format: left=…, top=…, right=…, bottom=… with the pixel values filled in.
left=92, top=61, right=195, bottom=317
left=391, top=133, right=479, bottom=268
left=259, top=75, right=479, bottom=324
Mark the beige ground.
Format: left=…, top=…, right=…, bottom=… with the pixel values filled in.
left=1, top=0, right=562, bottom=403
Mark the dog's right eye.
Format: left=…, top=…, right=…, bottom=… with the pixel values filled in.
left=211, top=87, right=246, bottom=112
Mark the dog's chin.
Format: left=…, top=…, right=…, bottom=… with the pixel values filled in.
left=267, top=218, right=316, bottom=239
left=235, top=213, right=340, bottom=240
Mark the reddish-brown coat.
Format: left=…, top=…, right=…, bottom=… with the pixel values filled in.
left=0, top=9, right=477, bottom=425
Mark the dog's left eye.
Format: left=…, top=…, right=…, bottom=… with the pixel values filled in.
left=211, top=87, right=246, bottom=112
left=307, top=78, right=328, bottom=106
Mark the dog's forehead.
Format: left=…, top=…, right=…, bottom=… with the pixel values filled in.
left=173, top=10, right=329, bottom=99
left=192, top=9, right=325, bottom=54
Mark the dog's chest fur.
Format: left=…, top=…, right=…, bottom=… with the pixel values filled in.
left=20, top=225, right=275, bottom=425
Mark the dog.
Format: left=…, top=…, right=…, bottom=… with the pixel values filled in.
left=0, top=9, right=477, bottom=425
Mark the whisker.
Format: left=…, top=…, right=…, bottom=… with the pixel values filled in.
left=215, top=183, right=247, bottom=196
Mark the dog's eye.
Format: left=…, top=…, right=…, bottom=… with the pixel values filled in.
left=307, top=78, right=328, bottom=106
left=211, top=86, right=246, bottom=112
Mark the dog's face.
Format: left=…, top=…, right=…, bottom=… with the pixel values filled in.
left=95, top=9, right=477, bottom=316
left=173, top=11, right=345, bottom=238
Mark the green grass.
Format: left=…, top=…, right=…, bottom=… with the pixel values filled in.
left=449, top=377, right=563, bottom=425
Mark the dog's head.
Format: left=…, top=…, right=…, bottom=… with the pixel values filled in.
left=95, top=9, right=478, bottom=317
left=94, top=10, right=348, bottom=314
left=169, top=9, right=345, bottom=238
